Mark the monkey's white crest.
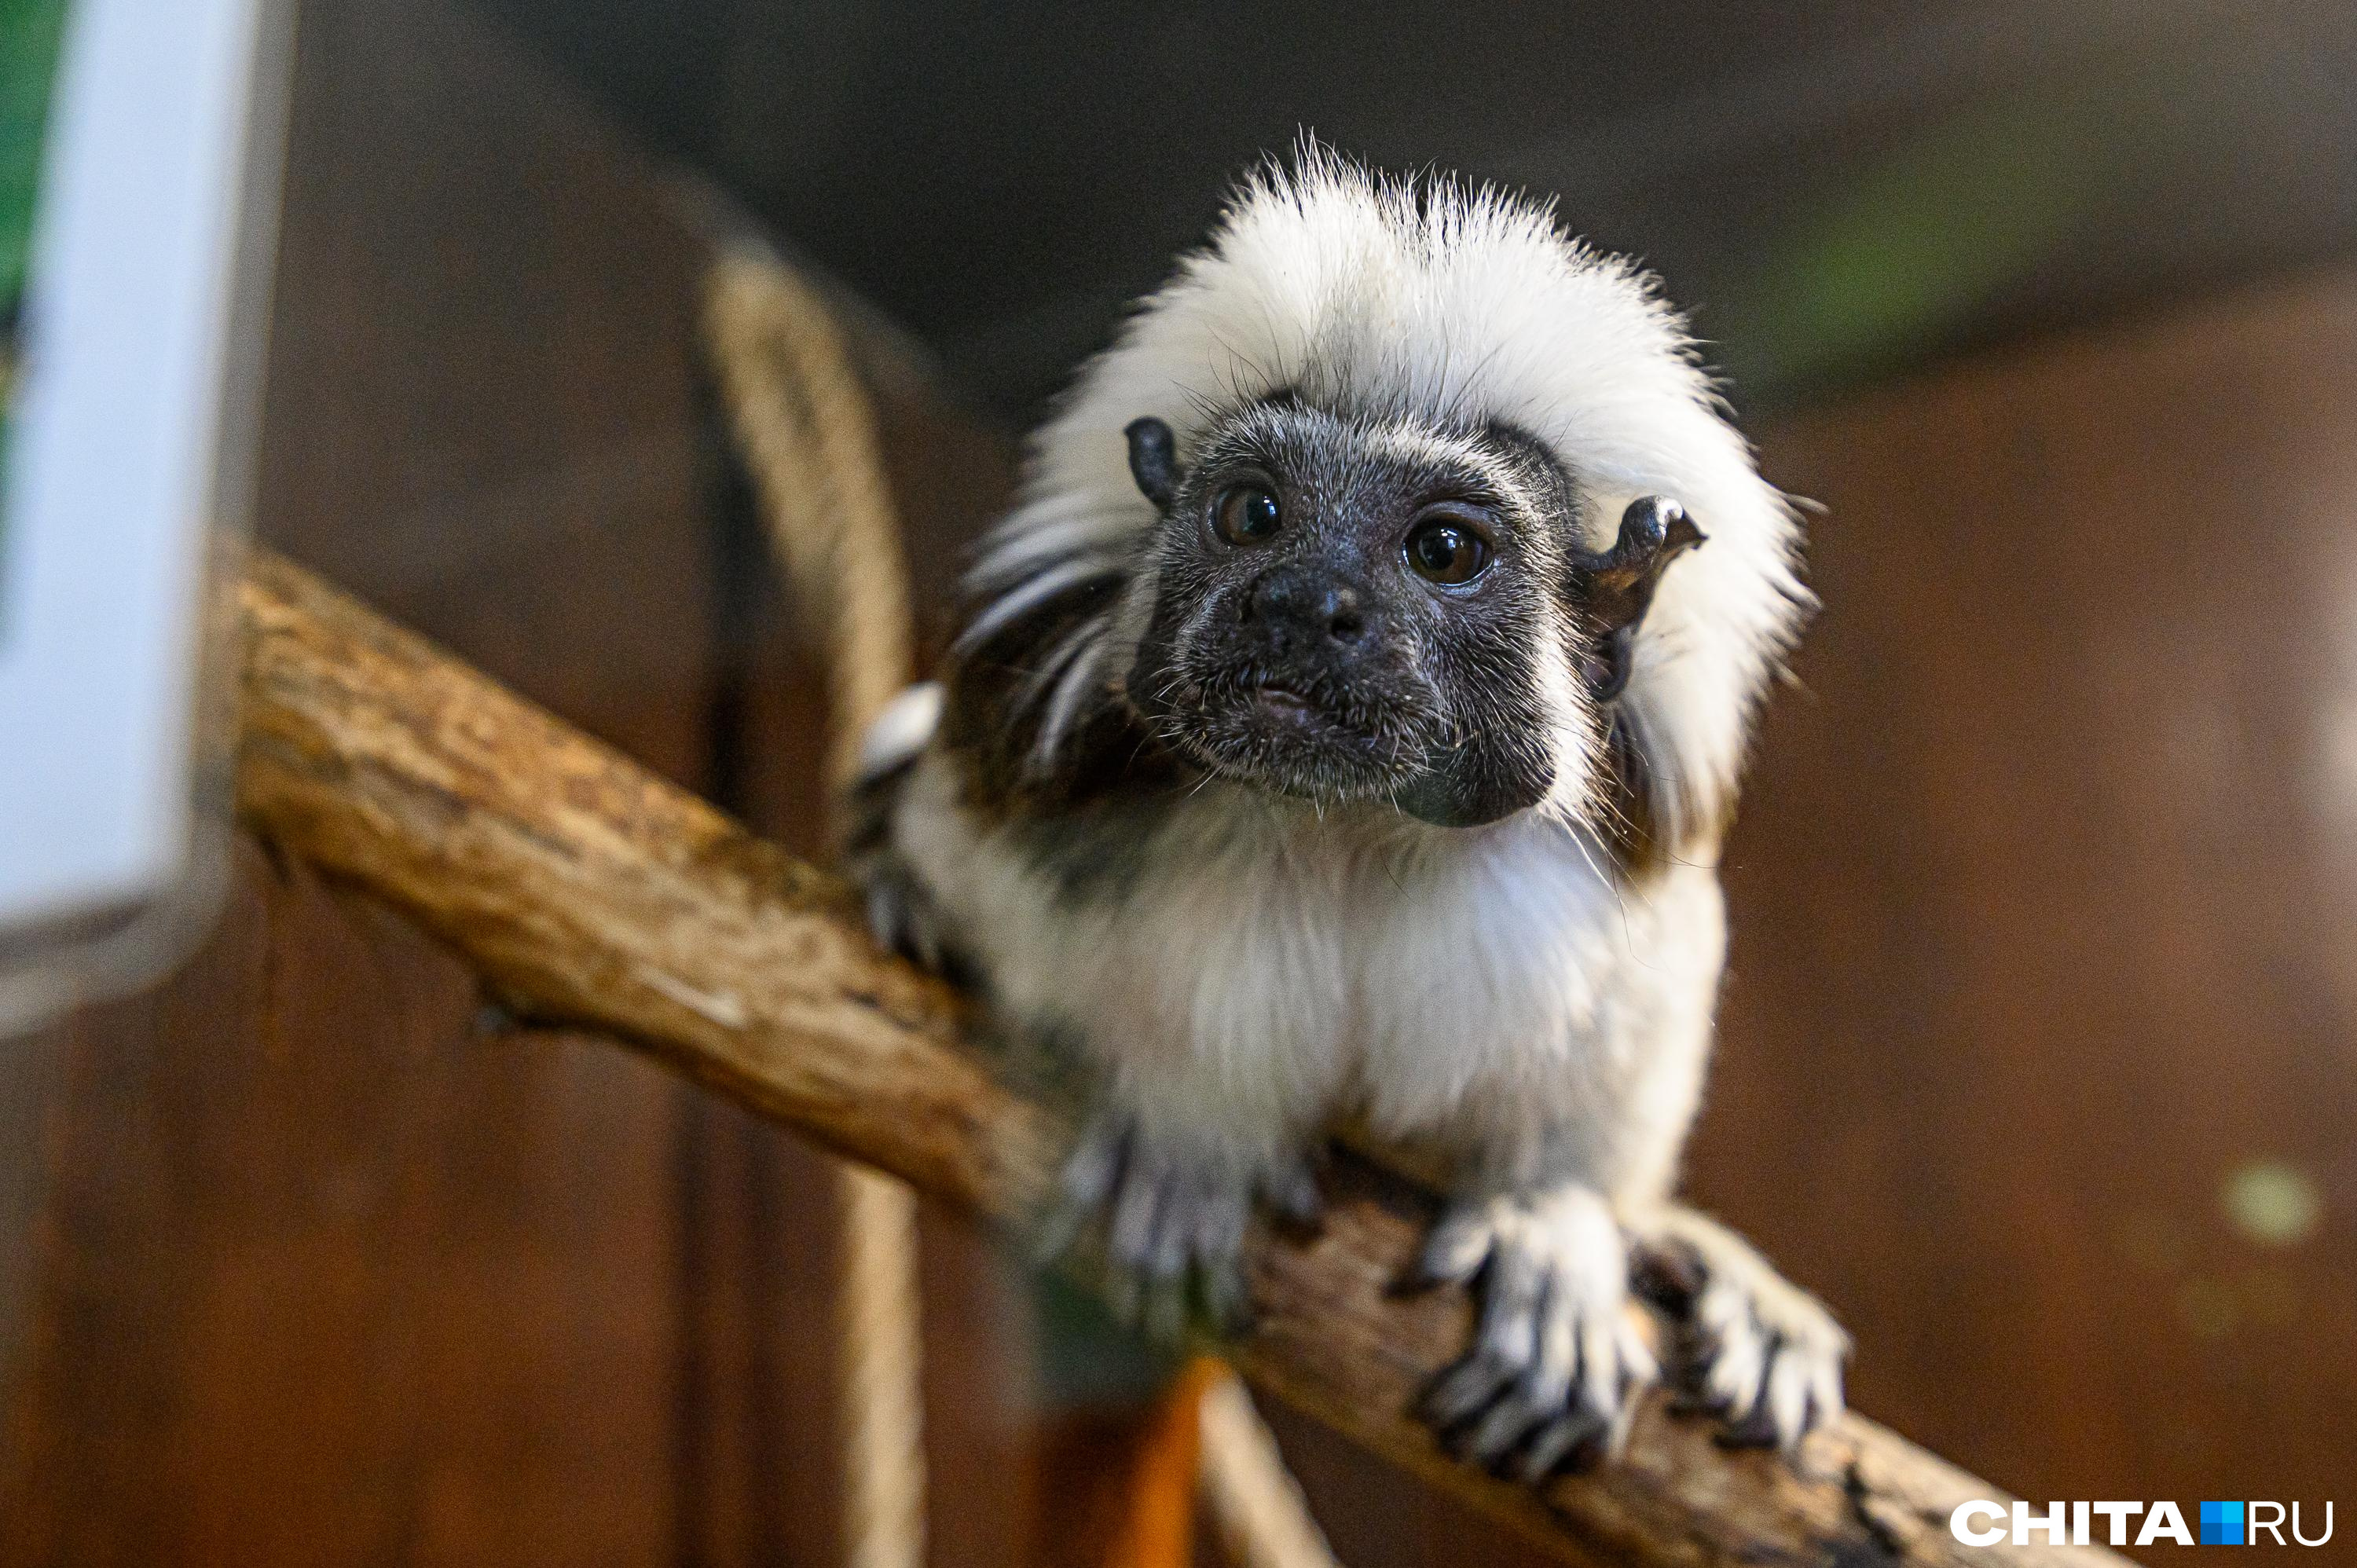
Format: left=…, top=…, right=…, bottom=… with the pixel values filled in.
left=970, top=141, right=1811, bottom=846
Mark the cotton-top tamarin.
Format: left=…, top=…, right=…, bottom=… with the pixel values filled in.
left=850, top=147, right=1846, bottom=1476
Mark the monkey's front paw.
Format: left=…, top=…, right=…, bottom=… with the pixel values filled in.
left=1036, top=1112, right=1323, bottom=1343
left=1635, top=1218, right=1847, bottom=1453
left=1417, top=1188, right=1658, bottom=1480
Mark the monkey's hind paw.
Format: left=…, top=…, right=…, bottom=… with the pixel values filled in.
left=1417, top=1188, right=1658, bottom=1482
left=1033, top=1113, right=1322, bottom=1344
left=1633, top=1214, right=1847, bottom=1453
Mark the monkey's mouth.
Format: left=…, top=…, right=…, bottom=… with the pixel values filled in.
left=1251, top=683, right=1319, bottom=726
left=1156, top=669, right=1432, bottom=801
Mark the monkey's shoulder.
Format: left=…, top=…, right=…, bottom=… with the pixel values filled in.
left=933, top=571, right=1193, bottom=824
left=942, top=680, right=1187, bottom=820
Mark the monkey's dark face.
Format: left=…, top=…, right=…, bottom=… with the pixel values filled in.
left=1122, top=401, right=1586, bottom=827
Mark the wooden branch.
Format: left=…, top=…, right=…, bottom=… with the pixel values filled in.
left=234, top=548, right=2126, bottom=1568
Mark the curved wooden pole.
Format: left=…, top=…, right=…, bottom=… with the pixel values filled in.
left=234, top=549, right=2128, bottom=1568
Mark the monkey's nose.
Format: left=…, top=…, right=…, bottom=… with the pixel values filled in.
left=1244, top=568, right=1369, bottom=645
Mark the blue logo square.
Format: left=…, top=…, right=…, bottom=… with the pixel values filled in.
left=2201, top=1500, right=2245, bottom=1546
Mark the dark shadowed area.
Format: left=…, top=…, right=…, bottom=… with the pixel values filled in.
left=473, top=0, right=2357, bottom=417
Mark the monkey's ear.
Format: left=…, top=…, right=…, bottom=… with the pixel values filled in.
left=1571, top=496, right=1706, bottom=701
left=1124, top=417, right=1179, bottom=510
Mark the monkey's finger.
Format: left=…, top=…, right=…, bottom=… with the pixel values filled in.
left=1714, top=1333, right=1786, bottom=1449
left=1474, top=1243, right=1543, bottom=1365
left=1061, top=1116, right=1128, bottom=1205
left=1107, top=1156, right=1168, bottom=1272
left=1601, top=1354, right=1645, bottom=1457
left=1524, top=1272, right=1576, bottom=1413
left=1464, top=1290, right=1599, bottom=1471
left=1517, top=1409, right=1610, bottom=1484
left=1684, top=1276, right=1743, bottom=1355
left=1030, top=1119, right=1129, bottom=1264
left=1142, top=1180, right=1211, bottom=1342
left=1599, top=1408, right=1637, bottom=1464
left=1420, top=1351, right=1512, bottom=1431
left=1193, top=1182, right=1248, bottom=1269
left=1573, top=1314, right=1625, bottom=1432
left=1457, top=1380, right=1549, bottom=1467
left=1419, top=1203, right=1501, bottom=1285
left=1193, top=1189, right=1252, bottom=1332
left=1805, top=1352, right=1845, bottom=1437
left=1697, top=1294, right=1766, bottom=1418
left=1140, top=1214, right=1196, bottom=1343
left=1143, top=1172, right=1199, bottom=1284
left=1104, top=1165, right=1172, bottom=1324
left=867, top=877, right=944, bottom=974
left=1761, top=1343, right=1813, bottom=1451
left=863, top=885, right=904, bottom=953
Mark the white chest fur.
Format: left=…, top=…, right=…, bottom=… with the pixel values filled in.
left=895, top=753, right=1722, bottom=1190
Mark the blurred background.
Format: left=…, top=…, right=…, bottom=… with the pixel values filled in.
left=4, top=0, right=2355, bottom=1563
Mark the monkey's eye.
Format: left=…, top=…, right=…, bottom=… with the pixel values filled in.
left=1405, top=516, right=1493, bottom=584
left=1214, top=484, right=1282, bottom=546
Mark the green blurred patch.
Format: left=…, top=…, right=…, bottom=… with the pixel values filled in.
left=3, top=0, right=71, bottom=575
left=2, top=0, right=71, bottom=313
left=1735, top=87, right=2118, bottom=391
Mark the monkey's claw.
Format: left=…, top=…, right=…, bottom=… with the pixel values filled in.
left=1035, top=1113, right=1321, bottom=1343
left=1417, top=1188, right=1658, bottom=1481
left=1633, top=1219, right=1847, bottom=1453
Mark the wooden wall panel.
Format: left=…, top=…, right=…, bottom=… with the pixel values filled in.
left=0, top=4, right=1042, bottom=1565
left=1703, top=269, right=2357, bottom=1511
left=1, top=846, right=681, bottom=1566
left=253, top=0, right=716, bottom=784
left=0, top=0, right=720, bottom=1559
